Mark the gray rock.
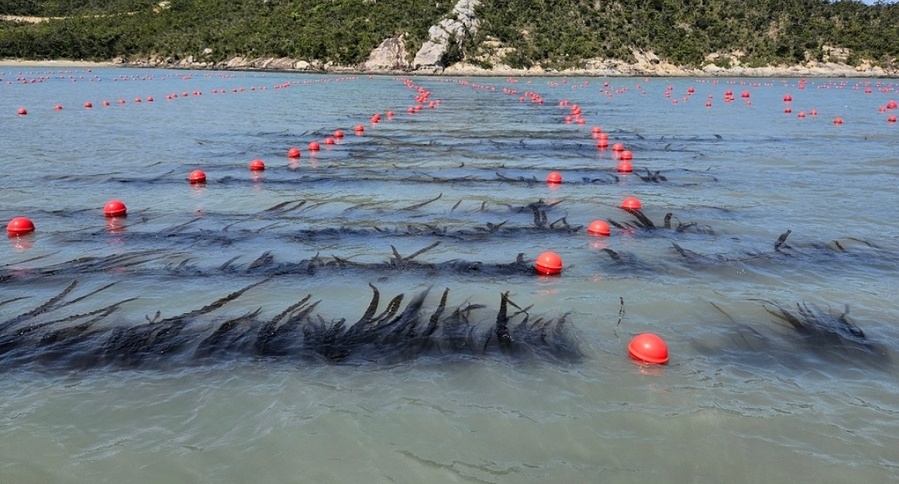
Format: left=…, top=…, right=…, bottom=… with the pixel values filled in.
left=361, top=36, right=409, bottom=71
left=412, top=0, right=480, bottom=70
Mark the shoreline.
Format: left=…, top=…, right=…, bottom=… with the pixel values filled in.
left=1, top=57, right=896, bottom=78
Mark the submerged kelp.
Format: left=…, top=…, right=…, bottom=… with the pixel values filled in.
left=0, top=282, right=583, bottom=371
left=692, top=300, right=892, bottom=372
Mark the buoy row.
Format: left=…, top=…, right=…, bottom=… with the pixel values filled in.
left=8, top=197, right=129, bottom=236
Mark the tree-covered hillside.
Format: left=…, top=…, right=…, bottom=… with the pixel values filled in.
left=0, top=0, right=897, bottom=70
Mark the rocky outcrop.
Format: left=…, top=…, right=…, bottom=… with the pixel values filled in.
left=412, top=0, right=480, bottom=72
left=360, top=36, right=409, bottom=72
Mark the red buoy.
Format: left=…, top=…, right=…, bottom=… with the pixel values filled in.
left=833, top=117, right=844, bottom=125
left=354, top=124, right=365, bottom=134
left=534, top=251, right=563, bottom=275
left=617, top=161, right=633, bottom=173
left=188, top=169, right=206, bottom=184
left=103, top=199, right=127, bottom=217
left=84, top=101, right=93, bottom=108
left=53, top=104, right=63, bottom=111
left=324, top=137, right=335, bottom=145
left=783, top=94, right=792, bottom=102
left=308, top=141, right=321, bottom=152
left=17, top=107, right=27, bottom=115
left=619, top=150, right=633, bottom=161
left=546, top=171, right=562, bottom=184
left=334, top=129, right=344, bottom=139
left=887, top=100, right=897, bottom=109
left=620, top=196, right=642, bottom=211
left=6, top=217, right=35, bottom=236
left=587, top=220, right=611, bottom=236
left=287, top=147, right=301, bottom=159
left=611, top=142, right=625, bottom=152
left=628, top=333, right=669, bottom=364
left=249, top=159, right=265, bottom=171
left=888, top=115, right=897, bottom=123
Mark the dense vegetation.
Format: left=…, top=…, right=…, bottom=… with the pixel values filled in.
left=0, top=0, right=897, bottom=70
left=0, top=0, right=452, bottom=64
left=471, top=0, right=899, bottom=69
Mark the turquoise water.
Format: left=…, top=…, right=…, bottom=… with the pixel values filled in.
left=1, top=69, right=898, bottom=482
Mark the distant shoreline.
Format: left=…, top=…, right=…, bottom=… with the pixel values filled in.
left=1, top=57, right=896, bottom=78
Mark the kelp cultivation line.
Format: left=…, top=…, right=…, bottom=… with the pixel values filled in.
left=41, top=168, right=718, bottom=188
left=0, top=282, right=583, bottom=371
left=0, top=278, right=889, bottom=372
left=0, top=243, right=540, bottom=281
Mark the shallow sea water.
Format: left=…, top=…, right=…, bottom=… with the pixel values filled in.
left=1, top=69, right=898, bottom=482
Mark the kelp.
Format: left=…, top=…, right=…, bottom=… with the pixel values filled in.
left=0, top=282, right=583, bottom=371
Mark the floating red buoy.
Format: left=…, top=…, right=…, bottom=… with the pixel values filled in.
left=783, top=94, right=792, bottom=102
left=84, top=101, right=92, bottom=108
left=587, top=220, right=611, bottom=236
left=308, top=141, right=320, bottom=152
left=188, top=169, right=206, bottom=184
left=6, top=217, right=35, bottom=236
left=621, top=196, right=642, bottom=211
left=249, top=159, right=265, bottom=171
left=619, top=150, right=633, bottom=161
left=17, top=107, right=27, bottom=115
left=324, top=137, right=335, bottom=145
left=628, top=333, right=669, bottom=364
left=354, top=124, right=365, bottom=134
left=546, top=171, right=562, bottom=184
left=888, top=115, right=897, bottom=123
left=334, top=129, right=345, bottom=139
left=833, top=117, right=844, bottom=125
left=53, top=104, right=63, bottom=111
left=103, top=199, right=127, bottom=217
left=287, top=147, right=301, bottom=158
left=617, top=161, right=633, bottom=173
left=534, top=251, right=563, bottom=275
left=741, top=91, right=750, bottom=98
left=611, top=142, right=625, bottom=152
left=887, top=100, right=898, bottom=109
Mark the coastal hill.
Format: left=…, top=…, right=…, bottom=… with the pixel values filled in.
left=1, top=0, right=897, bottom=75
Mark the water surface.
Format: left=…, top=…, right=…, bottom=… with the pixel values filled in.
left=1, top=69, right=898, bottom=482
